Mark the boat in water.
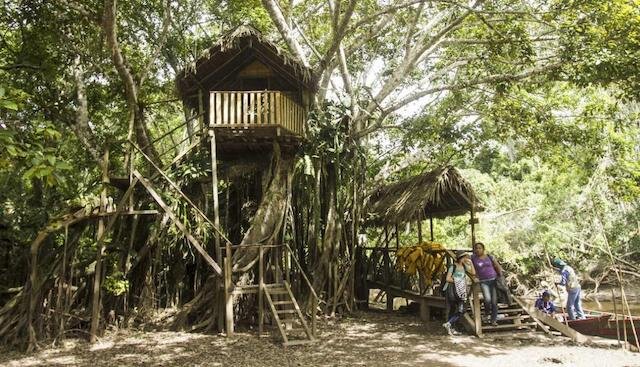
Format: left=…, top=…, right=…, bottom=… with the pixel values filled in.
left=566, top=311, right=640, bottom=344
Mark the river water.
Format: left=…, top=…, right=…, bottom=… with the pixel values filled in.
left=582, top=299, right=640, bottom=315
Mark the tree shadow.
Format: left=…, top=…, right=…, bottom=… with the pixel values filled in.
left=0, top=310, right=621, bottom=367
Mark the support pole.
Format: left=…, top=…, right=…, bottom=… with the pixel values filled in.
left=612, top=288, right=621, bottom=348
left=209, top=129, right=224, bottom=331
left=90, top=148, right=109, bottom=343
left=259, top=246, right=264, bottom=336
left=383, top=226, right=392, bottom=311
left=198, top=89, right=205, bottom=132
left=209, top=130, right=222, bottom=264
left=429, top=216, right=434, bottom=241
left=417, top=220, right=422, bottom=243
left=469, top=207, right=476, bottom=247
left=224, top=241, right=234, bottom=336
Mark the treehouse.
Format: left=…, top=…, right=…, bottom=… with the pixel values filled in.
left=176, top=26, right=316, bottom=157
left=172, top=26, right=319, bottom=345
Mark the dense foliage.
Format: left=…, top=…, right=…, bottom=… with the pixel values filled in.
left=0, top=0, right=639, bottom=349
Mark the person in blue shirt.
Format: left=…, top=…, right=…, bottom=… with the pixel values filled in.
left=552, top=258, right=585, bottom=320
left=535, top=290, right=556, bottom=315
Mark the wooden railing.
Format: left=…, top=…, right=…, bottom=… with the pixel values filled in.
left=209, top=91, right=306, bottom=136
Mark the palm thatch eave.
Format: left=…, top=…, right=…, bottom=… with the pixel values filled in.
left=364, top=166, right=483, bottom=227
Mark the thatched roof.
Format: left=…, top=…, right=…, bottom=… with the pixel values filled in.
left=365, top=166, right=482, bottom=226
left=176, top=25, right=317, bottom=102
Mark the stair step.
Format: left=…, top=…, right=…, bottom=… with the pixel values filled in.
left=273, top=301, right=294, bottom=305
left=279, top=318, right=300, bottom=323
left=482, top=322, right=537, bottom=331
left=277, top=309, right=297, bottom=314
left=497, top=315, right=531, bottom=321
left=267, top=289, right=289, bottom=295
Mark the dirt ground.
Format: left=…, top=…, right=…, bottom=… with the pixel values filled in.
left=1, top=311, right=638, bottom=367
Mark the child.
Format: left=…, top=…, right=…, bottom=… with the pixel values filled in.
left=535, top=290, right=556, bottom=315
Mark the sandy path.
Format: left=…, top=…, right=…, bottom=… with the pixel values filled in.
left=1, top=311, right=638, bottom=367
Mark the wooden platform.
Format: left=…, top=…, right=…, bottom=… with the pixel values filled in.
left=211, top=124, right=303, bottom=158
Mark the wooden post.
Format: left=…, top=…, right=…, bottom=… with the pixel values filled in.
left=312, top=293, right=318, bottom=337
left=417, top=220, right=422, bottom=243
left=394, top=223, right=400, bottom=250
left=258, top=246, right=264, bottom=336
left=224, top=242, right=234, bottom=336
left=612, top=288, right=621, bottom=347
left=209, top=130, right=222, bottom=263
left=383, top=226, right=392, bottom=311
left=419, top=301, right=430, bottom=322
left=470, top=207, right=476, bottom=247
left=472, top=282, right=482, bottom=337
left=429, top=216, right=434, bottom=241
left=90, top=148, right=109, bottom=343
left=198, top=89, right=204, bottom=131
left=209, top=129, right=224, bottom=331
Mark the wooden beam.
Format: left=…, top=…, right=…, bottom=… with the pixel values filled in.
left=525, top=304, right=590, bottom=343
left=130, top=141, right=231, bottom=245
left=133, top=170, right=223, bottom=276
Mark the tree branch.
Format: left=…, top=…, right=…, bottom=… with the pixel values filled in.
left=386, top=61, right=562, bottom=114
left=70, top=56, right=102, bottom=165
left=317, top=0, right=357, bottom=75
left=261, top=0, right=310, bottom=67
left=139, top=0, right=172, bottom=85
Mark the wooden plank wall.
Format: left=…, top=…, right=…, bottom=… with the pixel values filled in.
left=209, top=91, right=305, bottom=136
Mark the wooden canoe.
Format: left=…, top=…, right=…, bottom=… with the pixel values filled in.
left=566, top=311, right=639, bottom=344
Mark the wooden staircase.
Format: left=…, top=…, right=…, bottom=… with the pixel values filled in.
left=463, top=284, right=550, bottom=337
left=264, top=282, right=315, bottom=346
left=478, top=304, right=539, bottom=333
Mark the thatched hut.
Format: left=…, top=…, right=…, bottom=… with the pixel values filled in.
left=365, top=165, right=482, bottom=243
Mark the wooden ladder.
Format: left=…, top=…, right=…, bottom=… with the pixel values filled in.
left=264, top=281, right=315, bottom=347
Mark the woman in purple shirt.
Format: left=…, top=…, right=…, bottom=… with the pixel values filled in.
left=471, top=242, right=503, bottom=326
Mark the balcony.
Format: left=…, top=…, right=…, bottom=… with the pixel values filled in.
left=209, top=91, right=306, bottom=138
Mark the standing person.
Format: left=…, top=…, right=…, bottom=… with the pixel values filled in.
left=442, top=250, right=476, bottom=336
left=552, top=258, right=585, bottom=320
left=471, top=242, right=503, bottom=326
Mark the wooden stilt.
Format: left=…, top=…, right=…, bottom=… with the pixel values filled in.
left=383, top=226, right=392, bottom=311
left=470, top=207, right=476, bottom=247
left=209, top=128, right=224, bottom=332
left=394, top=223, right=400, bottom=250
left=417, top=220, right=422, bottom=243
left=90, top=148, right=109, bottom=343
left=258, top=246, right=264, bottom=336
left=224, top=254, right=234, bottom=336
left=429, top=216, right=434, bottom=241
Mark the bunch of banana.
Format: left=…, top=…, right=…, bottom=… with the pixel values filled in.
left=396, top=241, right=447, bottom=286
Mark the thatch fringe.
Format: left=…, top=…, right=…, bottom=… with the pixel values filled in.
left=177, top=24, right=315, bottom=91
left=365, top=166, right=481, bottom=226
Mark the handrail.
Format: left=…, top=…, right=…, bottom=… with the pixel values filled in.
left=129, top=140, right=232, bottom=246
left=284, top=242, right=320, bottom=301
